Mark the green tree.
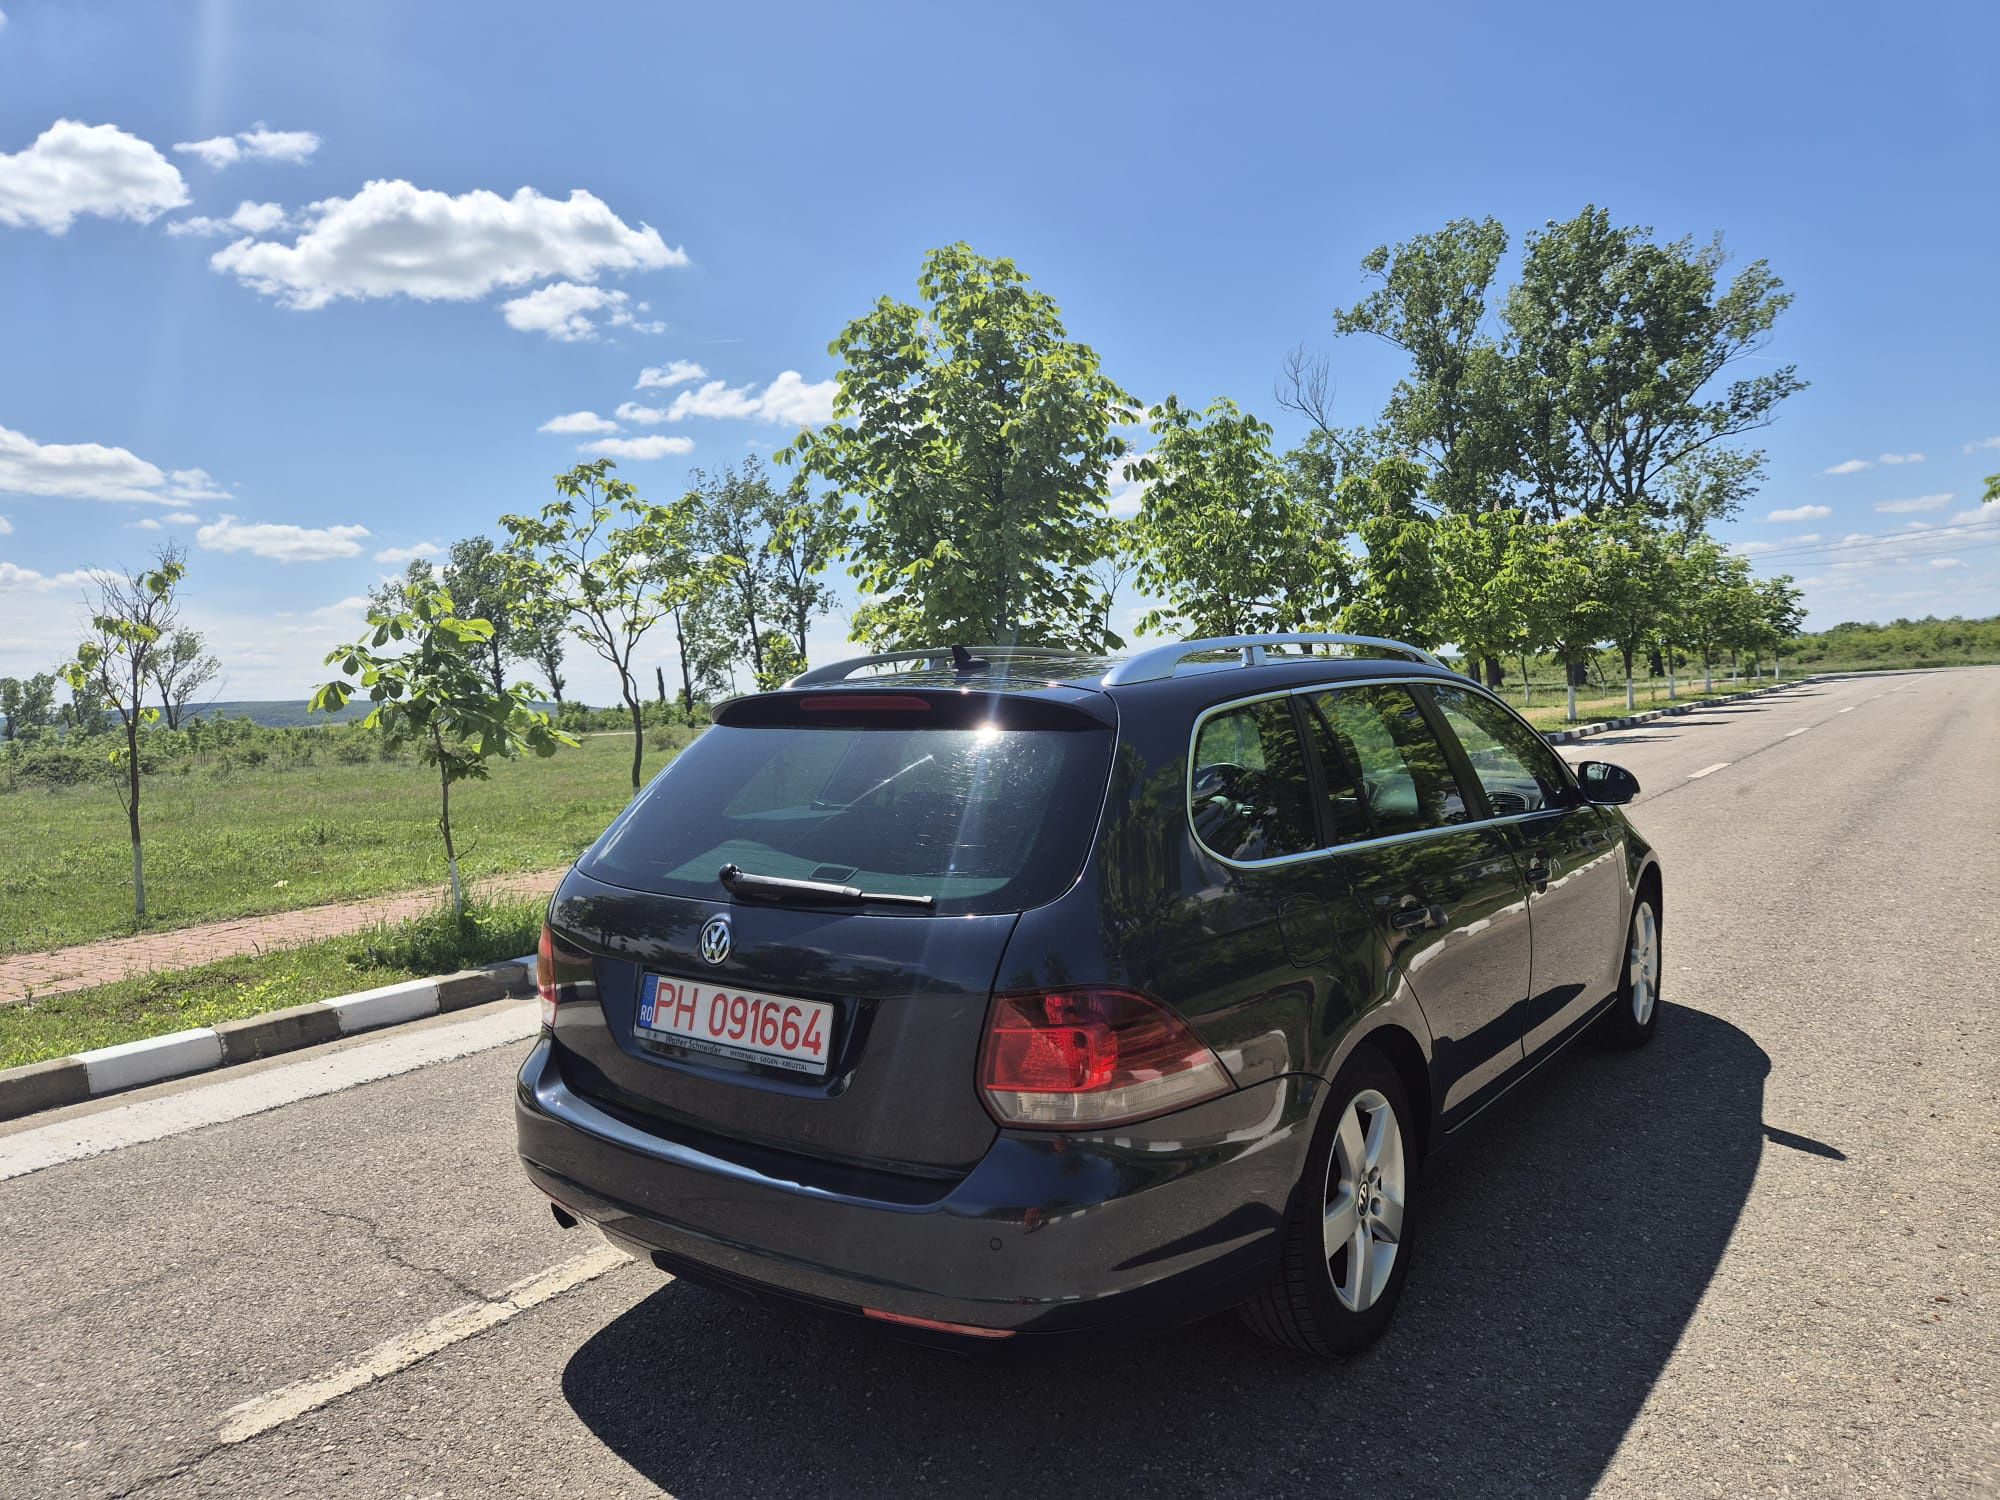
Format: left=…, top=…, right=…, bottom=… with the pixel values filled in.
left=754, top=631, right=806, bottom=691
left=150, top=628, right=221, bottom=729
left=763, top=472, right=849, bottom=662
left=0, top=672, right=58, bottom=741
left=1129, top=396, right=1341, bottom=638
left=441, top=536, right=524, bottom=695
left=1430, top=510, right=1530, bottom=692
left=1593, top=515, right=1675, bottom=709
left=1335, top=455, right=1443, bottom=649
left=510, top=590, right=568, bottom=707
left=62, top=546, right=189, bottom=920
left=1983, top=472, right=1999, bottom=505
left=311, top=578, right=574, bottom=913
left=784, top=243, right=1137, bottom=648
left=1508, top=518, right=1615, bottom=721
left=502, top=460, right=733, bottom=789
left=1332, top=217, right=1514, bottom=521
left=1505, top=206, right=1806, bottom=518
left=668, top=596, right=737, bottom=721
left=689, top=459, right=780, bottom=684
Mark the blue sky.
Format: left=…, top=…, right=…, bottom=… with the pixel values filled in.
left=2, top=0, right=1995, bottom=701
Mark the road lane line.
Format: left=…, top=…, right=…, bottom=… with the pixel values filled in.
left=0, top=1005, right=538, bottom=1182
left=1839, top=706, right=1855, bottom=713
left=1687, top=762, right=1730, bottom=779
left=217, top=1243, right=632, bottom=1445
left=1786, top=727, right=1810, bottom=737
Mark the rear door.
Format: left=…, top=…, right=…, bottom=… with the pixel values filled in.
left=1299, top=682, right=1532, bottom=1124
left=1420, top=682, right=1626, bottom=1054
left=547, top=688, right=1117, bottom=1177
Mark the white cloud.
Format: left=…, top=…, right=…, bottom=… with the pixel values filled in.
left=0, top=423, right=190, bottom=503
left=0, top=561, right=115, bottom=593
left=1965, top=436, right=2000, bottom=455
left=1874, top=493, right=1953, bottom=514
left=166, top=467, right=229, bottom=501
left=197, top=514, right=369, bottom=561
left=173, top=126, right=320, bottom=169
left=1766, top=504, right=1831, bottom=522
left=1877, top=452, right=1924, bottom=465
left=539, top=410, right=619, bottom=435
left=1821, top=458, right=1871, bottom=475
left=502, top=281, right=631, bottom=341
left=1107, top=452, right=1150, bottom=518
left=1732, top=540, right=1779, bottom=556
left=0, top=119, right=188, bottom=234
left=162, top=511, right=200, bottom=524
left=579, top=435, right=693, bottom=460
left=635, top=361, right=706, bottom=390
left=374, top=540, right=442, bottom=563
left=166, top=199, right=289, bottom=238
left=1949, top=500, right=1999, bottom=528
left=210, top=180, right=686, bottom=309
left=662, top=371, right=836, bottom=427
left=0, top=516, right=11, bottom=535
left=615, top=401, right=667, bottom=425
left=1931, top=557, right=1967, bottom=569
left=131, top=517, right=162, bottom=530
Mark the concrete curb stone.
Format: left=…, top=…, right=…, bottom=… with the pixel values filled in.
left=0, top=958, right=534, bottom=1123
left=1539, top=678, right=1810, bottom=746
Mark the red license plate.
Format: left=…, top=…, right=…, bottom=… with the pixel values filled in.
left=637, top=975, right=833, bottom=1076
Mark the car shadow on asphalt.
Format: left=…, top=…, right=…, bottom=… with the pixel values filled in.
left=562, top=1004, right=1770, bottom=1499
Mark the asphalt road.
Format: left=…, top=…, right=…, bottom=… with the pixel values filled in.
left=1, top=668, right=1994, bottom=1499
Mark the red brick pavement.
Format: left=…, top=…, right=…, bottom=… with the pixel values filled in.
left=0, top=868, right=565, bottom=1003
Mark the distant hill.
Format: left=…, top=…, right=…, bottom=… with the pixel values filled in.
left=186, top=699, right=373, bottom=727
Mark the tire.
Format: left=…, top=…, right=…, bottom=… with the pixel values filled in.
left=1240, top=1044, right=1415, bottom=1357
left=1596, top=890, right=1662, bottom=1050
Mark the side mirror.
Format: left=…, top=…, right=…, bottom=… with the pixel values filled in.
left=1576, top=760, right=1640, bottom=805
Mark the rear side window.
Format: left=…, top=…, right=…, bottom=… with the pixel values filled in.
left=581, top=721, right=1113, bottom=915
left=1189, top=697, right=1317, bottom=862
left=1424, top=684, right=1571, bottom=815
left=1302, top=684, right=1470, bottom=838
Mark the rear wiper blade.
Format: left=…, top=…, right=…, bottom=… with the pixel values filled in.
left=718, top=862, right=935, bottom=909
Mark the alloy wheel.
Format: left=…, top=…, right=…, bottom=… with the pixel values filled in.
left=1629, top=902, right=1660, bottom=1025
left=1323, top=1087, right=1406, bottom=1313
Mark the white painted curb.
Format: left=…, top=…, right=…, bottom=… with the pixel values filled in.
left=322, top=978, right=440, bottom=1035
left=76, top=1027, right=226, bottom=1095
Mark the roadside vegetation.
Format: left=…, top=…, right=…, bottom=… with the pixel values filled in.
left=0, top=728, right=691, bottom=953
left=0, top=895, right=544, bottom=1068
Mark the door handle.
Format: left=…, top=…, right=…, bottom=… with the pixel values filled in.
left=1388, top=898, right=1443, bottom=932
left=1525, top=859, right=1552, bottom=887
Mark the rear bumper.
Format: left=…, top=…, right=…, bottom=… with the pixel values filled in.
left=516, top=1037, right=1319, bottom=1341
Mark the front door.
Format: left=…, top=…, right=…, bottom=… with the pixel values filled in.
left=1420, top=682, right=1627, bottom=1055
left=1300, top=683, right=1533, bottom=1126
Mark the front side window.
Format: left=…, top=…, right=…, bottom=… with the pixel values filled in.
left=1189, top=697, right=1317, bottom=862
left=1425, top=684, right=1571, bottom=815
left=1303, top=685, right=1470, bottom=839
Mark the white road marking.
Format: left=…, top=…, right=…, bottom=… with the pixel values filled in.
left=1786, top=727, right=1810, bottom=737
left=217, top=1243, right=632, bottom=1445
left=1687, top=762, right=1730, bottom=779
left=1839, top=706, right=1855, bottom=714
left=0, top=1004, right=538, bottom=1183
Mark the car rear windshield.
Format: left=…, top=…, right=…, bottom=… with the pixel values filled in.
left=579, top=721, right=1115, bottom=915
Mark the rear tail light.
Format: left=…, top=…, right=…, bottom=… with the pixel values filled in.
left=537, top=923, right=592, bottom=1028
left=978, top=987, right=1233, bottom=1128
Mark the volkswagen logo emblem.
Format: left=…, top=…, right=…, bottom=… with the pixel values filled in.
left=698, top=915, right=732, bottom=967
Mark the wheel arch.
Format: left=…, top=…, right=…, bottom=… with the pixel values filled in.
left=1346, top=1022, right=1433, bottom=1169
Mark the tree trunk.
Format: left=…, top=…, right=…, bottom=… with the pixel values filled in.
left=1482, top=655, right=1503, bottom=689
left=1517, top=652, right=1533, bottom=707
left=1621, top=646, right=1636, bottom=711
left=126, top=715, right=145, bottom=920
left=656, top=665, right=667, bottom=706
left=1565, top=674, right=1578, bottom=722
left=438, top=752, right=464, bottom=917
left=626, top=690, right=645, bottom=789
left=489, top=642, right=505, bottom=698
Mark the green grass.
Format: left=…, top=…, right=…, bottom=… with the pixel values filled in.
left=1510, top=676, right=1788, bottom=731
left=0, top=730, right=694, bottom=954
left=0, top=896, right=545, bottom=1069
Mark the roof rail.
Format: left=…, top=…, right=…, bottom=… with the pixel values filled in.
left=1100, top=632, right=1447, bottom=686
left=787, top=645, right=1080, bottom=688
